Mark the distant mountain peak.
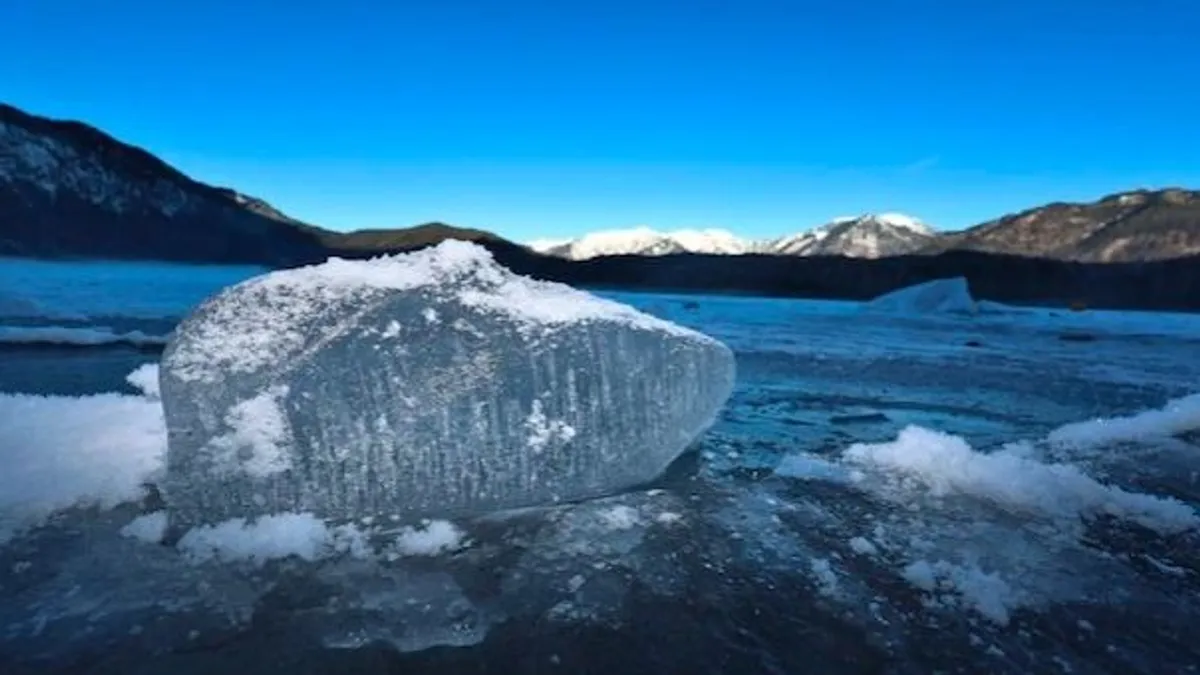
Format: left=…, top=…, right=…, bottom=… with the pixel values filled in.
left=830, top=212, right=932, bottom=234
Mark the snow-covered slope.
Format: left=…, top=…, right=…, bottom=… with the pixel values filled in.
left=0, top=103, right=328, bottom=264
left=530, top=214, right=935, bottom=260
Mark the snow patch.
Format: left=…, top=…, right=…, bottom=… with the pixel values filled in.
left=524, top=399, right=577, bottom=451
left=598, top=504, right=642, bottom=530
left=125, top=362, right=160, bottom=399
left=1047, top=392, right=1200, bottom=448
left=844, top=426, right=1198, bottom=535
left=206, top=386, right=293, bottom=478
left=392, top=520, right=466, bottom=556
left=177, top=512, right=370, bottom=565
left=168, top=240, right=708, bottom=383
left=0, top=388, right=166, bottom=543
left=120, top=511, right=168, bottom=544
left=902, top=559, right=1022, bottom=625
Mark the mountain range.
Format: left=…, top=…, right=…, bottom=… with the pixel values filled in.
left=530, top=192, right=1200, bottom=263
left=528, top=213, right=936, bottom=260
left=2, top=102, right=1200, bottom=310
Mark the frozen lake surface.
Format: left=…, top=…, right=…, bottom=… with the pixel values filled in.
left=1, top=258, right=1199, bottom=674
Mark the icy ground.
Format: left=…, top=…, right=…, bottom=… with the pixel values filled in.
left=2, top=287, right=1200, bottom=674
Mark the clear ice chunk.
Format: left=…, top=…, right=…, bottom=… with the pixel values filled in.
left=160, top=241, right=735, bottom=531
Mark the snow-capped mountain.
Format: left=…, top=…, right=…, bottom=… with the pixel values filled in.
left=530, top=227, right=753, bottom=260
left=765, top=213, right=935, bottom=258
left=529, top=214, right=935, bottom=260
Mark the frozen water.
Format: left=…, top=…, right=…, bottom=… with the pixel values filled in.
left=0, top=256, right=264, bottom=320
left=0, top=325, right=170, bottom=347
left=160, top=241, right=736, bottom=531
left=6, top=271, right=1200, bottom=674
left=0, top=289, right=47, bottom=319
left=864, top=276, right=979, bottom=315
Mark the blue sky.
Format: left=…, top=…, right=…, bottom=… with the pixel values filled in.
left=3, top=1, right=1198, bottom=240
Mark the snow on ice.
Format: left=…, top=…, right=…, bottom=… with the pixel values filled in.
left=0, top=390, right=165, bottom=543
left=1048, top=392, right=1200, bottom=448
left=126, top=362, right=161, bottom=399
left=843, top=425, right=1198, bottom=535
left=391, top=520, right=468, bottom=556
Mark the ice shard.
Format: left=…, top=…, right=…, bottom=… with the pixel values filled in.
left=159, top=241, right=735, bottom=531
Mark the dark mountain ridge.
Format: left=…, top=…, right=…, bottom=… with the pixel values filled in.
left=922, top=187, right=1200, bottom=262
left=0, top=103, right=331, bottom=265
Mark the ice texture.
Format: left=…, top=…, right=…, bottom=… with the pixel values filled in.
left=159, top=241, right=736, bottom=531
left=865, top=277, right=978, bottom=315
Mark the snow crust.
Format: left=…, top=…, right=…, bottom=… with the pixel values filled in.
left=167, top=240, right=710, bottom=383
